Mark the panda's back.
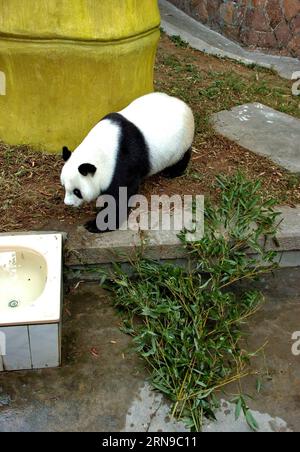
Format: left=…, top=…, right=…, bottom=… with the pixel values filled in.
left=119, top=93, right=194, bottom=176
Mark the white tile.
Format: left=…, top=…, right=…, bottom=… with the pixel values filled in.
left=29, top=324, right=60, bottom=369
left=2, top=326, right=32, bottom=371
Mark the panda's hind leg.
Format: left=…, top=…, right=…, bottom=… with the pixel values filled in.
left=161, top=147, right=192, bottom=179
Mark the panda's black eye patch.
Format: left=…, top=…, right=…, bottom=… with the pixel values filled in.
left=73, top=189, right=83, bottom=199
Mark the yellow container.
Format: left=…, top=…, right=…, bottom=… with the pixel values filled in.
left=0, top=0, right=160, bottom=152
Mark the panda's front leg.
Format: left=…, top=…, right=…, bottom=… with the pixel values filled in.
left=84, top=180, right=141, bottom=233
left=84, top=197, right=128, bottom=233
left=84, top=204, right=129, bottom=233
left=85, top=218, right=100, bottom=233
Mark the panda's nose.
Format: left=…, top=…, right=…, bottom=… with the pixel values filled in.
left=64, top=195, right=74, bottom=206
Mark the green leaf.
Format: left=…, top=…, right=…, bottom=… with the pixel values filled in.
left=245, top=410, right=259, bottom=431
left=256, top=378, right=262, bottom=394
left=235, top=398, right=243, bottom=421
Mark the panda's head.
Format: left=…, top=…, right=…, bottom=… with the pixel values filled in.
left=60, top=146, right=99, bottom=207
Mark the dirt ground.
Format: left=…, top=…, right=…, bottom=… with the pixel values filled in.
left=1, top=34, right=300, bottom=233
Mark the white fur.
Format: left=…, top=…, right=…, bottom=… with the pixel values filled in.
left=120, top=93, right=194, bottom=175
left=61, top=120, right=120, bottom=207
left=61, top=92, right=195, bottom=207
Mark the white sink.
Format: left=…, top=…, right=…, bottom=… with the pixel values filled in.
left=0, top=233, right=62, bottom=326
left=0, top=233, right=63, bottom=371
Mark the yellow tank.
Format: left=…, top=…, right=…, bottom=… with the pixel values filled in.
left=0, top=0, right=160, bottom=152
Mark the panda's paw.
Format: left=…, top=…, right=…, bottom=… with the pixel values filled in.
left=84, top=219, right=101, bottom=234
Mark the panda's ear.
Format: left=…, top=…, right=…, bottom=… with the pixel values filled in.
left=62, top=146, right=72, bottom=162
left=78, top=163, right=97, bottom=177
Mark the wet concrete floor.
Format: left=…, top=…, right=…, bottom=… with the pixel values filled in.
left=0, top=268, right=299, bottom=432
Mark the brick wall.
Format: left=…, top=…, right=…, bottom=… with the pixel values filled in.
left=169, top=0, right=300, bottom=58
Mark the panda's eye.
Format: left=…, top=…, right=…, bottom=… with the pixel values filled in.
left=73, top=189, right=83, bottom=199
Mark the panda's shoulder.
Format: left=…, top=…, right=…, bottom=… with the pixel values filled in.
left=103, top=112, right=146, bottom=144
left=86, top=114, right=121, bottom=145
left=102, top=112, right=136, bottom=134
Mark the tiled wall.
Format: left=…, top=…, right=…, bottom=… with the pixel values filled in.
left=169, top=0, right=300, bottom=59
left=0, top=323, right=61, bottom=371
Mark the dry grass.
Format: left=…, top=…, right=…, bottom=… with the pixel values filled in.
left=0, top=143, right=95, bottom=232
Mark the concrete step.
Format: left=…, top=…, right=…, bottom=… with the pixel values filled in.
left=159, top=0, right=300, bottom=80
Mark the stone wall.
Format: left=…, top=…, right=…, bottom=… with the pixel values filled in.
left=168, top=0, right=300, bottom=58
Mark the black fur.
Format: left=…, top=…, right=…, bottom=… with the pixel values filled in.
left=62, top=146, right=71, bottom=162
left=85, top=113, right=150, bottom=233
left=79, top=163, right=97, bottom=177
left=161, top=147, right=192, bottom=178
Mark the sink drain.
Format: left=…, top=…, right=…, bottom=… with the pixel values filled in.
left=8, top=300, right=19, bottom=308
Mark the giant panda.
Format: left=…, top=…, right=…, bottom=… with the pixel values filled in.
left=61, top=92, right=195, bottom=233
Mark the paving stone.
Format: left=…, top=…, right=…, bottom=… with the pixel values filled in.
left=212, top=103, right=300, bottom=172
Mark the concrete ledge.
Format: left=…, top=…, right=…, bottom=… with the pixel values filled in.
left=268, top=206, right=300, bottom=252
left=64, top=206, right=300, bottom=273
left=65, top=227, right=188, bottom=266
